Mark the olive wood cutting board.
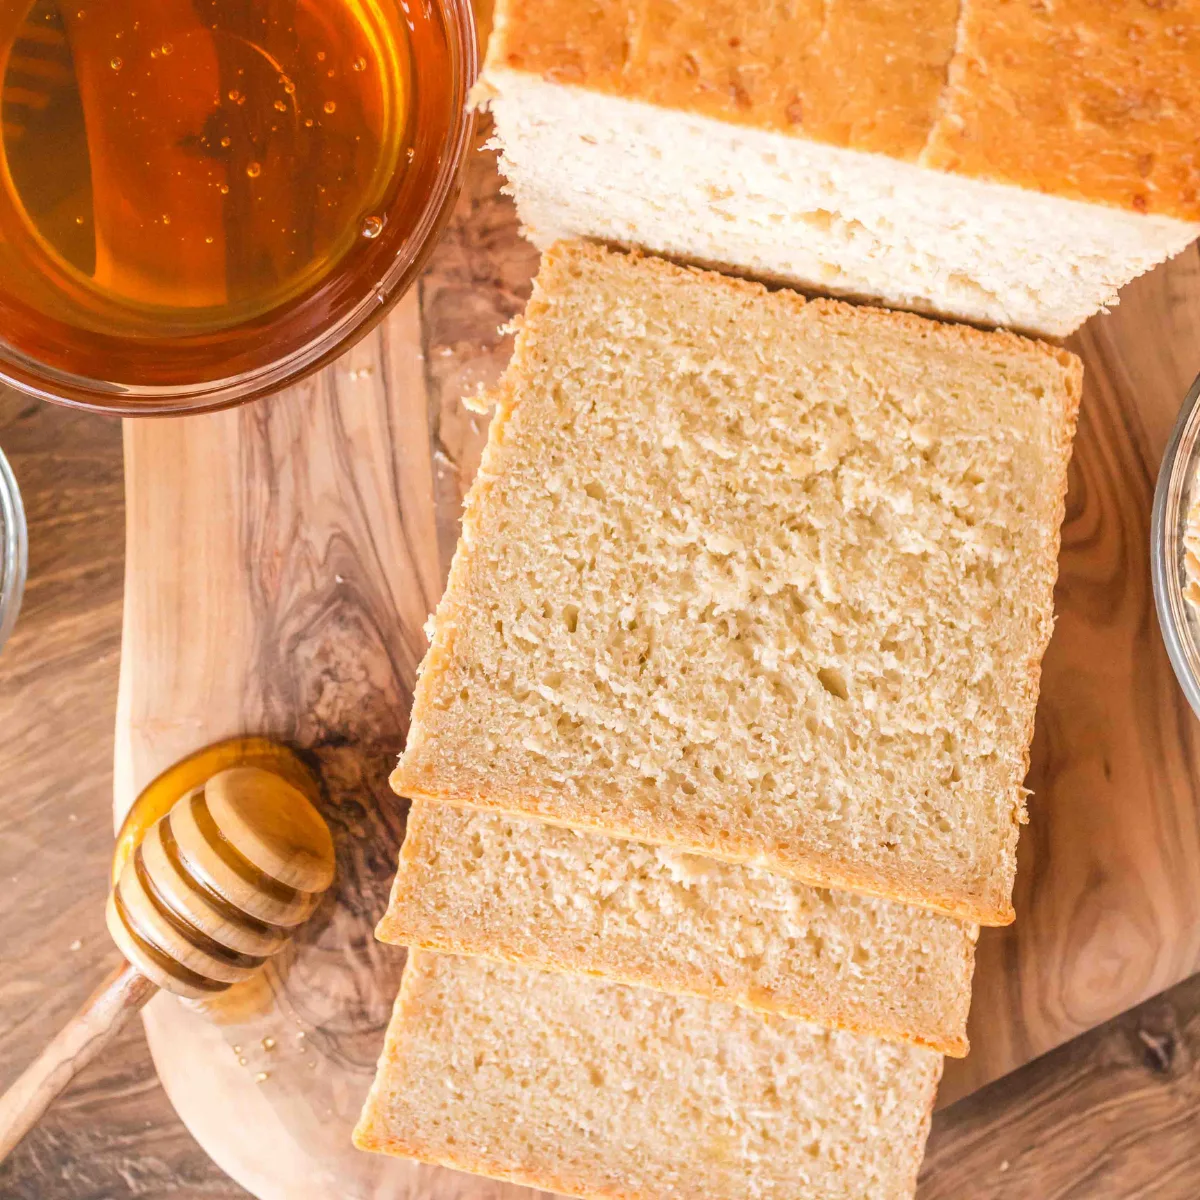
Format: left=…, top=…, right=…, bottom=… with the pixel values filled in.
left=113, top=118, right=1200, bottom=1196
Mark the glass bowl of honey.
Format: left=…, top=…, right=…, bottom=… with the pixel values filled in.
left=0, top=0, right=477, bottom=415
left=0, top=443, right=27, bottom=653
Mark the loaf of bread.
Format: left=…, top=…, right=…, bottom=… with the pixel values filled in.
left=380, top=802, right=976, bottom=1055
left=391, top=240, right=1081, bottom=924
left=354, top=951, right=943, bottom=1200
left=477, top=0, right=1200, bottom=336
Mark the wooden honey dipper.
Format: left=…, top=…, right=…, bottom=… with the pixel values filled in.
left=0, top=764, right=335, bottom=1162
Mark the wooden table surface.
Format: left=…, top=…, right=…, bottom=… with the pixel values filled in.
left=3, top=217, right=1200, bottom=1200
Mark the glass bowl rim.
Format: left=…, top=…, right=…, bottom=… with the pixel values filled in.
left=1151, top=369, right=1200, bottom=719
left=0, top=0, right=478, bottom=418
left=0, top=441, right=27, bottom=653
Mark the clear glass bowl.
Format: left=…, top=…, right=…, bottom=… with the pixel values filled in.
left=0, top=443, right=27, bottom=652
left=1151, top=371, right=1200, bottom=717
left=0, top=0, right=477, bottom=416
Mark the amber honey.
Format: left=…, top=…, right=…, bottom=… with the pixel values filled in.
left=0, top=0, right=474, bottom=410
left=111, top=737, right=329, bottom=1014
left=112, top=736, right=322, bottom=886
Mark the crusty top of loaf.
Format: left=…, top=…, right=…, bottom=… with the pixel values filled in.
left=484, top=0, right=1200, bottom=221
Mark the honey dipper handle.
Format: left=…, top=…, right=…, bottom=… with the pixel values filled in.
left=0, top=960, right=157, bottom=1162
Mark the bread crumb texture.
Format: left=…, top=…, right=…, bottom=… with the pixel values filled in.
left=393, top=242, right=1081, bottom=924
left=381, top=802, right=976, bottom=1055
left=354, top=951, right=942, bottom=1200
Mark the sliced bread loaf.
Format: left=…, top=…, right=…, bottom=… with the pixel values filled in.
left=391, top=240, right=1081, bottom=924
left=354, top=951, right=943, bottom=1200
left=478, top=0, right=1200, bottom=335
left=380, top=802, right=976, bottom=1055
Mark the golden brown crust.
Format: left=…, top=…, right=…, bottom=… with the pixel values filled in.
left=488, top=0, right=959, bottom=160
left=922, top=0, right=1200, bottom=220
left=486, top=0, right=1200, bottom=220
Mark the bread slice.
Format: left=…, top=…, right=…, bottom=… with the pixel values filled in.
left=379, top=801, right=977, bottom=1055
left=354, top=951, right=943, bottom=1200
left=478, top=0, right=1200, bottom=336
left=391, top=240, right=1081, bottom=924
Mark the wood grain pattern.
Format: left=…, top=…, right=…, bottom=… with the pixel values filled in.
left=923, top=969, right=1200, bottom=1198
left=0, top=393, right=244, bottom=1197
left=0, top=963, right=155, bottom=1162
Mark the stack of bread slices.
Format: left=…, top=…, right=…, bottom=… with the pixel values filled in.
left=355, top=239, right=1082, bottom=1199
left=349, top=1, right=1194, bottom=1196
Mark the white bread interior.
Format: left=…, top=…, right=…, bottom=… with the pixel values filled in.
left=481, top=67, right=1198, bottom=337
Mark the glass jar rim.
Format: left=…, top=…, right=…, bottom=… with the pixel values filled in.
left=0, top=0, right=479, bottom=417
left=0, top=442, right=27, bottom=653
left=1151, top=369, right=1200, bottom=719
